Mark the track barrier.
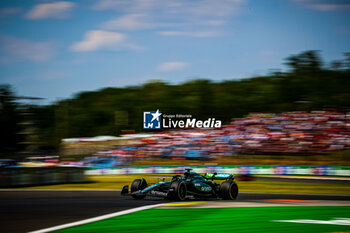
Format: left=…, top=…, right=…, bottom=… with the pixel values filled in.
left=0, top=167, right=86, bottom=188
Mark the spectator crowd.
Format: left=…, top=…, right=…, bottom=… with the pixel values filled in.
left=87, top=111, right=350, bottom=167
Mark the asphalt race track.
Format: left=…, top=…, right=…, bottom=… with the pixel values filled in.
left=1, top=191, right=166, bottom=233
left=1, top=190, right=349, bottom=233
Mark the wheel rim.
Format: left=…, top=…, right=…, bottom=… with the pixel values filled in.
left=179, top=183, right=186, bottom=199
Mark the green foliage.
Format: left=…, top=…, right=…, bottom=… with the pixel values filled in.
left=0, top=85, right=23, bottom=153
left=4, top=51, right=350, bottom=151
left=285, top=50, right=323, bottom=72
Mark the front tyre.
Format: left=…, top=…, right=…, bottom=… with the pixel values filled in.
left=131, top=178, right=148, bottom=199
left=131, top=178, right=148, bottom=192
left=167, top=180, right=187, bottom=201
left=219, top=180, right=238, bottom=200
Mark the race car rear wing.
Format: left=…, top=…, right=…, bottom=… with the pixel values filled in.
left=204, top=173, right=234, bottom=180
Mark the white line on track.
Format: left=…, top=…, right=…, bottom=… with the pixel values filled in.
left=29, top=203, right=165, bottom=233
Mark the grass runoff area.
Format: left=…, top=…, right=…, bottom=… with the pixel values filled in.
left=56, top=206, right=350, bottom=233
left=16, top=174, right=350, bottom=195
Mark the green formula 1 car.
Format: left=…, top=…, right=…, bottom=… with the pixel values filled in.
left=121, top=169, right=238, bottom=201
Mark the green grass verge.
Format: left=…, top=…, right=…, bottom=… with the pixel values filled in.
left=11, top=174, right=350, bottom=195
left=56, top=206, right=350, bottom=233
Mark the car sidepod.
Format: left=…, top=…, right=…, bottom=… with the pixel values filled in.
left=187, top=179, right=214, bottom=197
left=140, top=181, right=172, bottom=198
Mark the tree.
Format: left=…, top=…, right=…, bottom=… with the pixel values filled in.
left=23, top=50, right=350, bottom=151
left=344, top=52, right=350, bottom=70
left=330, top=60, right=343, bottom=70
left=285, top=50, right=323, bottom=73
left=0, top=85, right=23, bottom=153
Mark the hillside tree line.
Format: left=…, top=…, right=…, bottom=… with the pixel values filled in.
left=1, top=50, right=350, bottom=153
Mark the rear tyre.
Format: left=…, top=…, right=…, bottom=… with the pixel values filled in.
left=219, top=180, right=238, bottom=200
left=131, top=178, right=148, bottom=199
left=167, top=180, right=187, bottom=201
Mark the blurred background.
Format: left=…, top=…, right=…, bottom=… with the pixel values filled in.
left=0, top=0, right=350, bottom=188
left=1, top=1, right=350, bottom=233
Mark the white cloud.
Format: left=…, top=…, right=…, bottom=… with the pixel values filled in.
left=92, top=0, right=131, bottom=11
left=307, top=4, right=350, bottom=11
left=102, top=14, right=157, bottom=30
left=26, top=1, right=75, bottom=19
left=292, top=0, right=350, bottom=11
left=185, top=0, right=244, bottom=17
left=93, top=0, right=158, bottom=12
left=157, top=62, right=189, bottom=72
left=94, top=0, right=246, bottom=36
left=0, top=36, right=55, bottom=62
left=158, top=30, right=223, bottom=37
left=70, top=30, right=140, bottom=52
left=93, top=0, right=244, bottom=17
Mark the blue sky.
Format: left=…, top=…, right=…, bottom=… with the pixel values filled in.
left=0, top=0, right=349, bottom=104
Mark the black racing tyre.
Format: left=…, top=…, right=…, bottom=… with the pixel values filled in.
left=219, top=180, right=238, bottom=200
left=131, top=178, right=148, bottom=192
left=168, top=180, right=187, bottom=201
left=131, top=178, right=148, bottom=199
